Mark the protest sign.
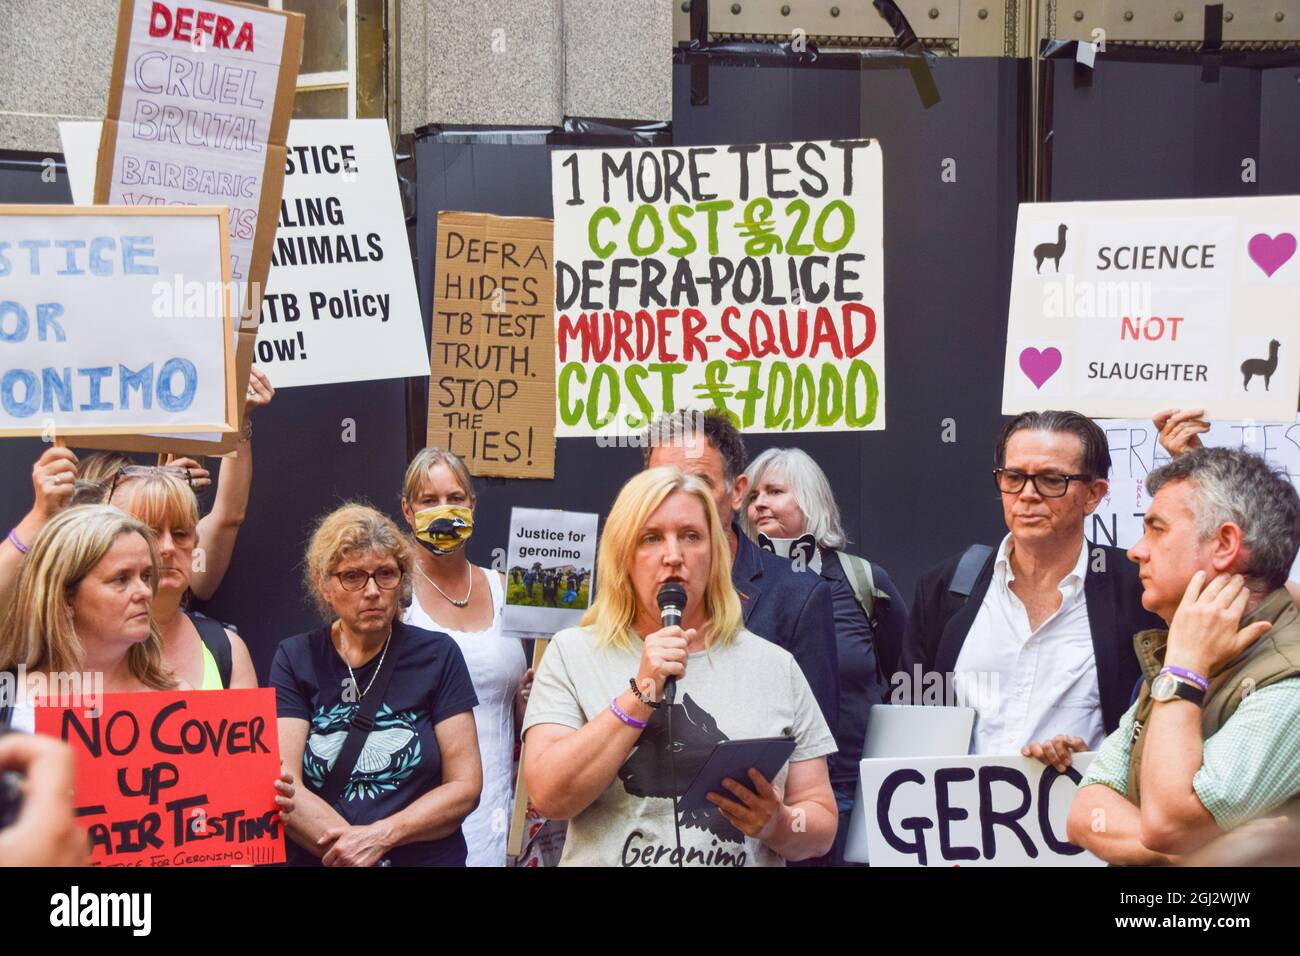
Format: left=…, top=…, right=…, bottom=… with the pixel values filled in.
left=551, top=140, right=886, bottom=438
left=502, top=508, right=598, bottom=635
left=0, top=205, right=236, bottom=438
left=63, top=119, right=429, bottom=389
left=1093, top=414, right=1300, bottom=581
left=857, top=752, right=1102, bottom=867
left=1003, top=196, right=1300, bottom=422
left=35, top=689, right=285, bottom=867
left=90, top=0, right=302, bottom=454
left=429, top=212, right=555, bottom=478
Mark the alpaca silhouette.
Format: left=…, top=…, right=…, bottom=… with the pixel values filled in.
left=1241, top=339, right=1281, bottom=391
left=1034, top=223, right=1069, bottom=273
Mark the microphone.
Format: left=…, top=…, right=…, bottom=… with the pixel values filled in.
left=656, top=581, right=687, bottom=705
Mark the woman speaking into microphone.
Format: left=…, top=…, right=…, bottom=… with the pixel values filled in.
left=522, top=467, right=838, bottom=867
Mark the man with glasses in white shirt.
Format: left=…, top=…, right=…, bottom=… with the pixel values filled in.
left=898, top=411, right=1162, bottom=767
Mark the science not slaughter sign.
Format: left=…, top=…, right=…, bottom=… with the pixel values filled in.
left=1003, top=196, right=1300, bottom=422
left=35, top=689, right=285, bottom=867
left=551, top=139, right=886, bottom=437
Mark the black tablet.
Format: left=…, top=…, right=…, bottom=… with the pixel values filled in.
left=678, top=736, right=797, bottom=815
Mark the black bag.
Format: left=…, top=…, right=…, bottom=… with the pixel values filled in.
left=317, top=624, right=403, bottom=807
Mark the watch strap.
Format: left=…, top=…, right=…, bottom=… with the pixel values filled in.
left=1153, top=672, right=1206, bottom=707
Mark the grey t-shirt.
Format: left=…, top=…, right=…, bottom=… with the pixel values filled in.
left=522, top=625, right=837, bottom=867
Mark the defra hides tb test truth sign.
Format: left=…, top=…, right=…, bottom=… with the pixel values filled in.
left=551, top=140, right=886, bottom=438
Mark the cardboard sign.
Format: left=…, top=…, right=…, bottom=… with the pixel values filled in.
left=0, top=205, right=236, bottom=438
left=858, top=753, right=1103, bottom=867
left=1003, top=196, right=1300, bottom=422
left=551, top=140, right=886, bottom=438
left=1092, top=415, right=1300, bottom=581
left=90, top=0, right=302, bottom=455
left=62, top=119, right=429, bottom=389
left=429, top=212, right=556, bottom=478
left=35, top=689, right=285, bottom=867
left=502, top=508, right=598, bottom=635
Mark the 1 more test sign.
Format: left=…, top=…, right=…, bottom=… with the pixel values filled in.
left=858, top=753, right=1103, bottom=867
left=1002, top=196, right=1300, bottom=422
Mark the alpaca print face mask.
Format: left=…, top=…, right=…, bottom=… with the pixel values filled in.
left=412, top=506, right=474, bottom=555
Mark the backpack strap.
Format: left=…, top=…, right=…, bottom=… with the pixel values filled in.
left=187, top=610, right=233, bottom=689
left=950, top=544, right=996, bottom=598
left=840, top=553, right=889, bottom=627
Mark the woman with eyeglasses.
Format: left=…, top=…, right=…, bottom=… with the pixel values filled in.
left=0, top=368, right=275, bottom=612
left=270, top=503, right=482, bottom=867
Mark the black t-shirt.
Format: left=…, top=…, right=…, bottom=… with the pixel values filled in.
left=270, top=620, right=478, bottom=867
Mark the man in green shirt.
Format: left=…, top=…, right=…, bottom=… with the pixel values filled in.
left=1067, top=447, right=1300, bottom=865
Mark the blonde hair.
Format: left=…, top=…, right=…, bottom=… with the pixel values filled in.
left=76, top=452, right=132, bottom=487
left=112, top=470, right=200, bottom=535
left=402, top=447, right=475, bottom=508
left=0, top=505, right=174, bottom=688
left=304, top=503, right=414, bottom=620
left=581, top=467, right=742, bottom=651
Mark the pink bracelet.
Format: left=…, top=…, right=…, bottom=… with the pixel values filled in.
left=6, top=529, right=28, bottom=554
left=610, top=697, right=647, bottom=729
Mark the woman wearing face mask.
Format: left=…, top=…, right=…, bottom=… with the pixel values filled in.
left=399, top=448, right=532, bottom=866
left=742, top=448, right=909, bottom=866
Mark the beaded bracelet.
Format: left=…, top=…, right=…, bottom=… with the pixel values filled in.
left=6, top=528, right=29, bottom=555
left=628, top=676, right=661, bottom=708
left=610, top=697, right=647, bottom=730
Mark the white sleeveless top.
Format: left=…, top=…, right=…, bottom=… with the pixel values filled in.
left=403, top=567, right=527, bottom=867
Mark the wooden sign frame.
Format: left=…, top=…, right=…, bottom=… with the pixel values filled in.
left=0, top=204, right=238, bottom=439
left=85, top=0, right=303, bottom=457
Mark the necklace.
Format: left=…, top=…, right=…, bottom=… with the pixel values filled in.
left=334, top=623, right=393, bottom=699
left=415, top=559, right=473, bottom=608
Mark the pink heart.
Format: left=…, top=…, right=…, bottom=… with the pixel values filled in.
left=1019, top=347, right=1062, bottom=389
left=1248, top=232, right=1296, bottom=277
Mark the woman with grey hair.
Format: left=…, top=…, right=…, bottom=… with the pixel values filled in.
left=743, top=447, right=908, bottom=865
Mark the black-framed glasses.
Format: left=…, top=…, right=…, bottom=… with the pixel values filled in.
left=333, top=567, right=402, bottom=591
left=993, top=468, right=1092, bottom=498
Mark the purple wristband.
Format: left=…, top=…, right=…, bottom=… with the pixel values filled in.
left=1158, top=665, right=1208, bottom=692
left=6, top=529, right=28, bottom=555
left=610, top=697, right=647, bottom=730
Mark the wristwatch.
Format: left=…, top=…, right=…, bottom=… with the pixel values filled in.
left=1150, top=671, right=1206, bottom=706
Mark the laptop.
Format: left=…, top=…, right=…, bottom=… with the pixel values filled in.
left=842, top=705, right=976, bottom=864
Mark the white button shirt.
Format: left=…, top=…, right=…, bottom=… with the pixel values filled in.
left=953, top=534, right=1104, bottom=756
